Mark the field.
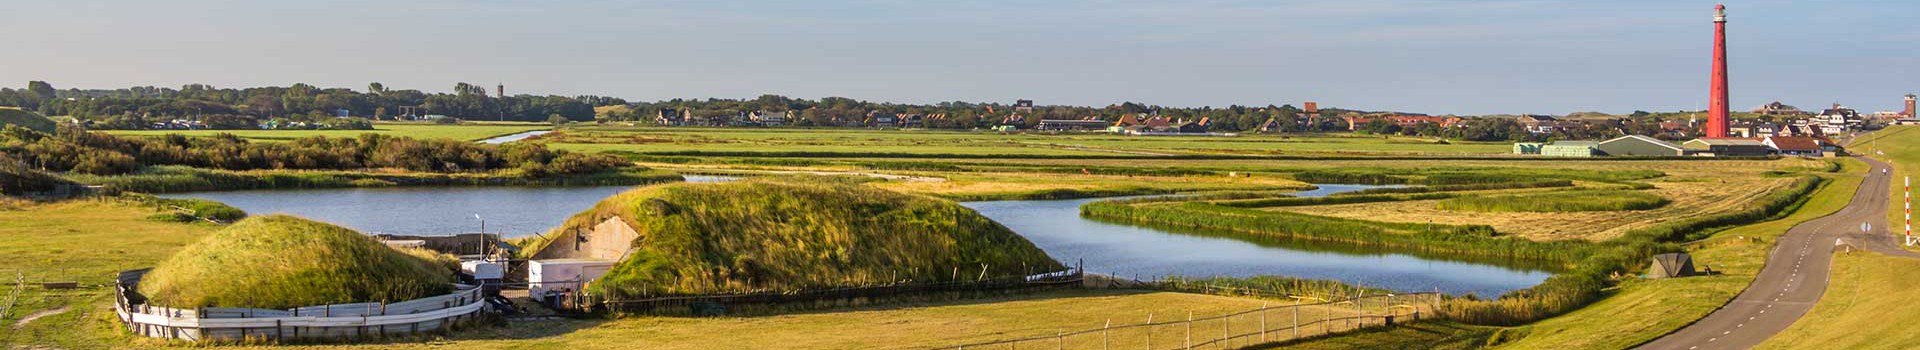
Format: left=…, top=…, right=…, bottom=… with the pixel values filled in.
left=543, top=126, right=1514, bottom=157
left=1852, top=125, right=1920, bottom=251
left=1491, top=161, right=1861, bottom=349
left=103, top=122, right=547, bottom=142
left=0, top=199, right=221, bottom=347
left=4, top=123, right=1867, bottom=349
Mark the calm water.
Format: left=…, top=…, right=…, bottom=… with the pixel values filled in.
left=160, top=175, right=735, bottom=236
left=477, top=130, right=552, bottom=144
left=962, top=184, right=1554, bottom=295
left=169, top=182, right=1551, bottom=295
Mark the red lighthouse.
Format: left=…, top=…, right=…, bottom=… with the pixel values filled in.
left=1706, top=4, right=1731, bottom=138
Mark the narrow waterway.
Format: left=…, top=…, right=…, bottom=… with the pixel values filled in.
left=962, top=185, right=1554, bottom=296
left=167, top=181, right=1550, bottom=295
left=476, top=130, right=552, bottom=144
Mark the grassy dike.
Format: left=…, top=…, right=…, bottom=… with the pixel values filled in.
left=1757, top=252, right=1920, bottom=349
left=1491, top=159, right=1862, bottom=349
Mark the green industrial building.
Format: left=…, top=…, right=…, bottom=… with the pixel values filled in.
left=1540, top=141, right=1601, bottom=157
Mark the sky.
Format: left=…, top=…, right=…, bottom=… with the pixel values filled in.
left=4, top=0, right=1916, bottom=115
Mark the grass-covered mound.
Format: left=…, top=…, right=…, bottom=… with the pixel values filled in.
left=138, top=215, right=454, bottom=309
left=0, top=108, right=55, bottom=133
left=551, top=178, right=1064, bottom=298
left=1436, top=190, right=1669, bottom=212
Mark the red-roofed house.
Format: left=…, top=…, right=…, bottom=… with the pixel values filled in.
left=1762, top=136, right=1824, bottom=157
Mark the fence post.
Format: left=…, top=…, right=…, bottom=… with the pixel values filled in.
left=1222, top=315, right=1230, bottom=349
left=1145, top=313, right=1153, bottom=350
left=1184, top=311, right=1192, bottom=350
left=1291, top=304, right=1299, bottom=340
left=1103, top=319, right=1111, bottom=350
left=1260, top=301, right=1269, bottom=343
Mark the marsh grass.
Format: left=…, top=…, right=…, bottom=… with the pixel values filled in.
left=1436, top=190, right=1670, bottom=212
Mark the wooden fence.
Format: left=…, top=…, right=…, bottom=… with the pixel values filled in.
left=569, top=268, right=1084, bottom=315
left=112, top=269, right=489, bottom=342
left=924, top=291, right=1439, bottom=350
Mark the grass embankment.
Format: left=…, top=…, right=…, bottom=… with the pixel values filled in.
left=1851, top=125, right=1920, bottom=253
left=126, top=194, right=247, bottom=222
left=139, top=215, right=453, bottom=309
left=1436, top=190, right=1669, bottom=212
left=1437, top=175, right=1820, bottom=325
left=0, top=107, right=57, bottom=133
left=1249, top=321, right=1501, bottom=350
left=532, top=178, right=1063, bottom=298
left=63, top=165, right=683, bottom=193
left=105, top=122, right=548, bottom=142
left=545, top=126, right=1513, bottom=157
left=1759, top=252, right=1920, bottom=349
left=0, top=200, right=220, bottom=347
left=1492, top=163, right=1860, bottom=349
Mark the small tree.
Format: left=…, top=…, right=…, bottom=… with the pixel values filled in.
left=547, top=114, right=568, bottom=126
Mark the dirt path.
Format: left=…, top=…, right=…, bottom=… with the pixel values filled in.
left=1639, top=157, right=1893, bottom=350
left=12, top=306, right=68, bottom=329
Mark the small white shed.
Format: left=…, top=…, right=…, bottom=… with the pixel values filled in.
left=461, top=260, right=505, bottom=280
left=528, top=259, right=616, bottom=298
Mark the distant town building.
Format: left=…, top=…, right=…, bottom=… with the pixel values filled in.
left=654, top=108, right=687, bottom=126
left=1540, top=141, right=1600, bottom=157
left=1597, top=135, right=1685, bottom=157
left=1752, top=101, right=1810, bottom=116
left=1517, top=115, right=1562, bottom=134
left=1762, top=135, right=1824, bottom=157
left=1035, top=118, right=1110, bottom=131
left=1905, top=93, right=1917, bottom=118
left=1342, top=114, right=1463, bottom=131
left=1013, top=99, right=1035, bottom=114
left=1682, top=138, right=1770, bottom=157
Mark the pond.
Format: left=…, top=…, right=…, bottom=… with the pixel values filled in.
left=961, top=184, right=1554, bottom=296
left=166, top=182, right=1551, bottom=295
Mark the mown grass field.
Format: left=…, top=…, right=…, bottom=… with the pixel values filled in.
left=542, top=126, right=1512, bottom=156
left=0, top=200, right=220, bottom=348
left=104, top=122, right=547, bottom=142
left=1491, top=159, right=1863, bottom=349
left=1852, top=125, right=1920, bottom=250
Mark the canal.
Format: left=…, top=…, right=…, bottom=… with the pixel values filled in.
left=165, top=182, right=1550, bottom=295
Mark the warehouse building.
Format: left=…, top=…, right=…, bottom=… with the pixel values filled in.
left=1596, top=135, right=1685, bottom=157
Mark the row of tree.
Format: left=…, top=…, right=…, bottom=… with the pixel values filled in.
left=0, top=82, right=618, bottom=126
left=0, top=125, right=628, bottom=176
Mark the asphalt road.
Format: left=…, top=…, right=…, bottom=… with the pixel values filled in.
left=1639, top=157, right=1896, bottom=350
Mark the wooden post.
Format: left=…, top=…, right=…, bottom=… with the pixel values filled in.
left=1145, top=313, right=1153, bottom=350
left=1222, top=315, right=1230, bottom=348
left=1057, top=331, right=1064, bottom=350
left=1291, top=305, right=1299, bottom=340
left=1103, top=319, right=1111, bottom=350
left=1260, top=301, right=1268, bottom=343
left=1184, top=311, right=1192, bottom=350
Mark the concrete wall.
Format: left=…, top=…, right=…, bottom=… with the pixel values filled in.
left=531, top=217, right=639, bottom=261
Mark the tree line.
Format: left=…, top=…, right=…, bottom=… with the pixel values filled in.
left=0, top=81, right=618, bottom=127
left=0, top=125, right=629, bottom=177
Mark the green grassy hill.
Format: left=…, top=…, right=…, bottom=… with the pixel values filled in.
left=0, top=108, right=56, bottom=133
left=540, top=178, right=1063, bottom=297
left=138, top=215, right=454, bottom=309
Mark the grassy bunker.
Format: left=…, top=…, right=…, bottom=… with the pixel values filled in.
left=138, top=215, right=454, bottom=309
left=541, top=178, right=1063, bottom=298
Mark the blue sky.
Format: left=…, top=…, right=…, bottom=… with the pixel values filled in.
left=4, top=0, right=1916, bottom=115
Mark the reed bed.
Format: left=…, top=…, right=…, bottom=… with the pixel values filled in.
left=1080, top=201, right=1590, bottom=263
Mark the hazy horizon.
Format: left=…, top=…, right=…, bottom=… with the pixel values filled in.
left=6, top=0, right=1916, bottom=115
